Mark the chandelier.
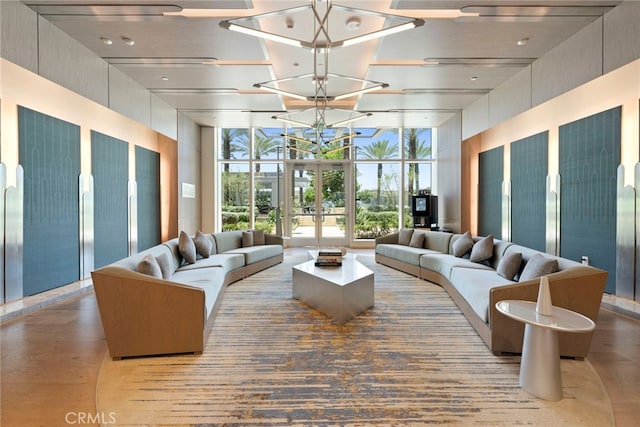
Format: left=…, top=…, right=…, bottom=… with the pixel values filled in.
left=220, top=0, right=424, bottom=154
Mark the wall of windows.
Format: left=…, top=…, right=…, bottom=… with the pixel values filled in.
left=216, top=126, right=436, bottom=240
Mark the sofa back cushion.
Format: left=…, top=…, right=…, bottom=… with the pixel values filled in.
left=213, top=230, right=244, bottom=253
left=423, top=231, right=453, bottom=253
left=162, top=238, right=184, bottom=269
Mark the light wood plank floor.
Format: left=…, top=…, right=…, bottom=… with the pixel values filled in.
left=2, top=263, right=639, bottom=426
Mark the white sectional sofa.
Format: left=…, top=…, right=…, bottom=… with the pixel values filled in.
left=375, top=229, right=607, bottom=359
left=91, top=230, right=283, bottom=360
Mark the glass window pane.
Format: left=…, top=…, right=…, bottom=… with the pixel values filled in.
left=219, top=128, right=250, bottom=160
left=221, top=163, right=250, bottom=231
left=255, top=128, right=283, bottom=160
left=403, top=128, right=433, bottom=160
left=353, top=128, right=399, bottom=160
left=254, top=162, right=282, bottom=234
left=354, top=162, right=400, bottom=238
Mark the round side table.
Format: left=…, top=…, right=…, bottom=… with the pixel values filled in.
left=495, top=300, right=595, bottom=401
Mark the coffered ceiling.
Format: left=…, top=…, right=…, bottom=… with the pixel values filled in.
left=24, top=0, right=621, bottom=129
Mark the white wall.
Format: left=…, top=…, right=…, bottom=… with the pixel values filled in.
left=462, top=1, right=640, bottom=140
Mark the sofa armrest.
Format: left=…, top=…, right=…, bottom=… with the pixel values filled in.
left=91, top=266, right=206, bottom=359
left=489, top=266, right=607, bottom=357
left=265, top=234, right=283, bottom=246
left=375, top=232, right=399, bottom=245
left=489, top=266, right=607, bottom=324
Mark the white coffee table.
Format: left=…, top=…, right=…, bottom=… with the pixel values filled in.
left=292, top=253, right=374, bottom=324
left=495, top=300, right=596, bottom=401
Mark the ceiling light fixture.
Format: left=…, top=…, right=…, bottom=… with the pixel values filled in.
left=220, top=0, right=422, bottom=156
left=517, top=37, right=529, bottom=46
left=254, top=73, right=388, bottom=102
left=100, top=37, right=112, bottom=45
left=121, top=37, right=135, bottom=46
left=219, top=1, right=423, bottom=51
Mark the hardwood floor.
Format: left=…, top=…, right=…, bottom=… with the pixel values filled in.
left=1, top=255, right=639, bottom=426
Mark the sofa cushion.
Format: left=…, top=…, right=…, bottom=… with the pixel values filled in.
left=253, top=229, right=265, bottom=245
left=171, top=267, right=226, bottom=318
left=194, top=231, right=213, bottom=258
left=497, top=251, right=522, bottom=280
left=519, top=253, right=559, bottom=281
left=419, top=253, right=494, bottom=278
left=242, top=231, right=254, bottom=247
left=213, top=231, right=243, bottom=253
left=226, top=245, right=283, bottom=265
left=448, top=267, right=515, bottom=323
left=176, top=253, right=245, bottom=273
left=155, top=253, right=173, bottom=279
left=137, top=254, right=162, bottom=278
left=452, top=231, right=474, bottom=257
left=179, top=231, right=197, bottom=264
left=470, top=234, right=493, bottom=263
left=398, top=228, right=414, bottom=246
left=423, top=231, right=453, bottom=253
left=376, top=243, right=439, bottom=266
left=409, top=231, right=425, bottom=248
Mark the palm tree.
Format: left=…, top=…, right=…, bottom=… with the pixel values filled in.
left=360, top=139, right=398, bottom=205
left=221, top=128, right=247, bottom=205
left=404, top=128, right=432, bottom=195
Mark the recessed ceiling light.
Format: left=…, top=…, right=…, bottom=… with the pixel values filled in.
left=346, top=17, right=361, bottom=30
left=100, top=37, right=112, bottom=45
left=517, top=37, right=529, bottom=46
left=161, top=76, right=168, bottom=81
left=122, top=37, right=135, bottom=46
left=470, top=76, right=478, bottom=81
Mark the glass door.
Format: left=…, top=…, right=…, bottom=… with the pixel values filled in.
left=286, top=161, right=350, bottom=248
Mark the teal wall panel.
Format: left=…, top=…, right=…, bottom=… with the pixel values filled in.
left=18, top=106, right=80, bottom=295
left=511, top=132, right=548, bottom=251
left=559, top=106, right=621, bottom=293
left=478, top=146, right=503, bottom=238
left=135, top=145, right=161, bottom=251
left=92, top=131, right=129, bottom=268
